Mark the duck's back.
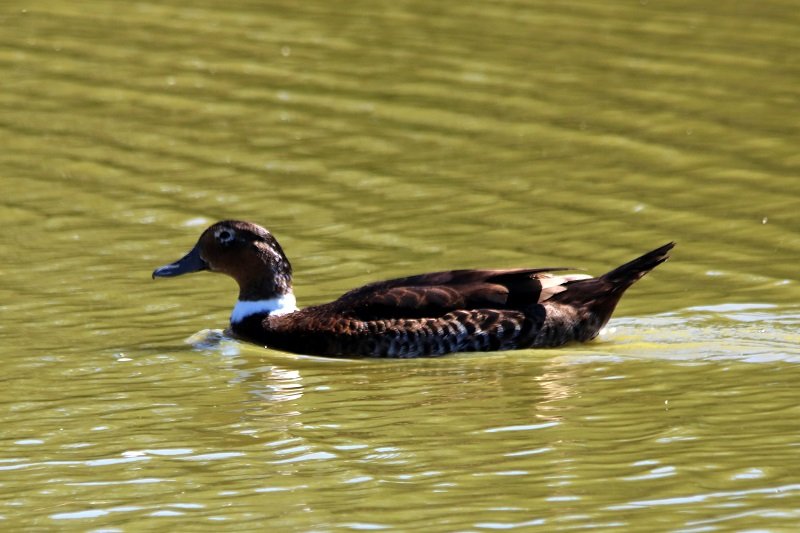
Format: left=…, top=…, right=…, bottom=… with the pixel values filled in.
left=235, top=268, right=587, bottom=357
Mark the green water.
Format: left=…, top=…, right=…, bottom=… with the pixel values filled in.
left=2, top=0, right=799, bottom=530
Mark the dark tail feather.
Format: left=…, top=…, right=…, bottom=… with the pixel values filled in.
left=600, top=241, right=675, bottom=288
left=551, top=242, right=674, bottom=341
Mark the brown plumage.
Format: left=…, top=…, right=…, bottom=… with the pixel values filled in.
left=153, top=220, right=674, bottom=358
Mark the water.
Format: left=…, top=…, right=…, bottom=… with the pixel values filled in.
left=1, top=0, right=799, bottom=530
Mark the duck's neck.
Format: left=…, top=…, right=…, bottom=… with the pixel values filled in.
left=230, top=292, right=298, bottom=324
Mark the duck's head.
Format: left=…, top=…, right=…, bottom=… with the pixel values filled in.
left=153, top=220, right=297, bottom=320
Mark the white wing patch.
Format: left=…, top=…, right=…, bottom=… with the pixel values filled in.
left=537, top=274, right=593, bottom=303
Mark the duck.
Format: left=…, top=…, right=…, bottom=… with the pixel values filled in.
left=152, top=220, right=674, bottom=358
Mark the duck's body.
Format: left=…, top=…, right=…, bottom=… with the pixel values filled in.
left=153, top=220, right=673, bottom=358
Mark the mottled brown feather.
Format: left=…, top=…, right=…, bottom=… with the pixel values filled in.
left=330, top=268, right=574, bottom=320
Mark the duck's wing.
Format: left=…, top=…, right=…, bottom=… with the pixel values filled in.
left=329, top=268, right=592, bottom=320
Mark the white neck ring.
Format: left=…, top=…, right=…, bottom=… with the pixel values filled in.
left=230, top=293, right=298, bottom=324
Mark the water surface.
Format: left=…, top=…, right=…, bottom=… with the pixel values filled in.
left=1, top=0, right=799, bottom=530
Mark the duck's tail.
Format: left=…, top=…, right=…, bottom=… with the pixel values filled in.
left=599, top=241, right=675, bottom=289
left=551, top=242, right=675, bottom=340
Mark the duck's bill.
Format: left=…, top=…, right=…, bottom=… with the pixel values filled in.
left=152, top=246, right=209, bottom=279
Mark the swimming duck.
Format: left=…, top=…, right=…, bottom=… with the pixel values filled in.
left=153, top=220, right=673, bottom=358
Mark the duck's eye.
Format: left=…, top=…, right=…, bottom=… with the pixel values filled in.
left=215, top=229, right=236, bottom=245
